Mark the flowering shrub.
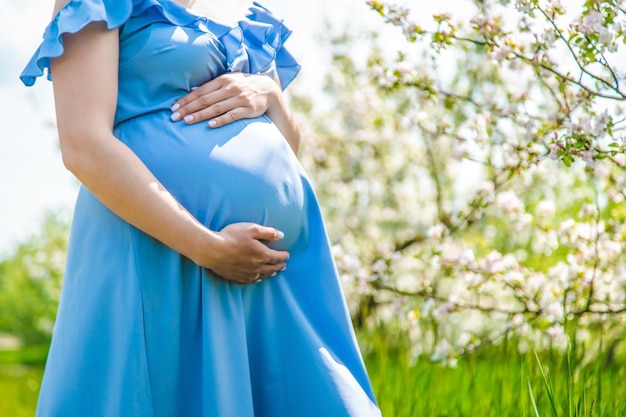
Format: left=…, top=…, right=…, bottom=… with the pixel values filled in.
left=296, top=0, right=626, bottom=364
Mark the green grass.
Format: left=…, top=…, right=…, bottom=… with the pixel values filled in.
left=1, top=334, right=626, bottom=417
left=0, top=365, right=42, bottom=417
left=361, top=330, right=626, bottom=417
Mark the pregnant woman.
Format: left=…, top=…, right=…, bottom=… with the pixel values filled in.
left=21, top=0, right=381, bottom=416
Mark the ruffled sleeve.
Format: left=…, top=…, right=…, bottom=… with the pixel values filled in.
left=227, top=2, right=301, bottom=90
left=20, top=0, right=134, bottom=87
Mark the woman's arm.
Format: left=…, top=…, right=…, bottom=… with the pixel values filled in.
left=51, top=21, right=289, bottom=283
left=170, top=73, right=301, bottom=153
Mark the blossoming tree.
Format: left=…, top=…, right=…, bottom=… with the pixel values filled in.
left=296, top=0, right=626, bottom=364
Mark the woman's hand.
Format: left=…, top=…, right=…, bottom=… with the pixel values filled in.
left=171, top=72, right=302, bottom=154
left=194, top=222, right=290, bottom=285
left=170, top=73, right=280, bottom=128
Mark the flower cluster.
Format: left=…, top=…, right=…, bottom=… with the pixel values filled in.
left=294, top=0, right=626, bottom=363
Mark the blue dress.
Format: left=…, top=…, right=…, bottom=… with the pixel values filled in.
left=20, top=1, right=381, bottom=416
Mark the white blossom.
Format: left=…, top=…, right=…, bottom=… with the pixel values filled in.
left=536, top=200, right=556, bottom=217
left=430, top=339, right=451, bottom=362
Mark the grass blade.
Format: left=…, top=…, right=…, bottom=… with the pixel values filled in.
left=534, top=349, right=560, bottom=417
left=529, top=377, right=542, bottom=417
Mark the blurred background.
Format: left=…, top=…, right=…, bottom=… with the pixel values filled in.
left=2, top=0, right=626, bottom=416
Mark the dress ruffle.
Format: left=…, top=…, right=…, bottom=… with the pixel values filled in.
left=20, top=0, right=134, bottom=86
left=233, top=2, right=301, bottom=89
left=20, top=0, right=300, bottom=89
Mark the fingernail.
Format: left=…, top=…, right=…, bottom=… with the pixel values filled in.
left=191, top=86, right=198, bottom=90
left=271, top=272, right=277, bottom=277
left=208, top=120, right=217, bottom=127
left=171, top=112, right=181, bottom=122
left=280, top=265, right=287, bottom=271
left=184, top=115, right=194, bottom=123
left=276, top=230, right=284, bottom=239
left=171, top=103, right=180, bottom=112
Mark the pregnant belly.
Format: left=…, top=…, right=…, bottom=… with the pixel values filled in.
left=115, top=113, right=306, bottom=250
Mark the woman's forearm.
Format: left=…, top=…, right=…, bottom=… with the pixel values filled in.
left=266, top=90, right=301, bottom=154
left=60, top=126, right=290, bottom=283
left=60, top=130, right=220, bottom=265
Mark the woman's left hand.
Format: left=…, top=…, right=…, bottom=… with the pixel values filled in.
left=170, top=72, right=280, bottom=128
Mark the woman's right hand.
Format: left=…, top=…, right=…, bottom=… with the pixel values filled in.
left=171, top=72, right=301, bottom=153
left=196, top=223, right=290, bottom=285
left=171, top=73, right=279, bottom=128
